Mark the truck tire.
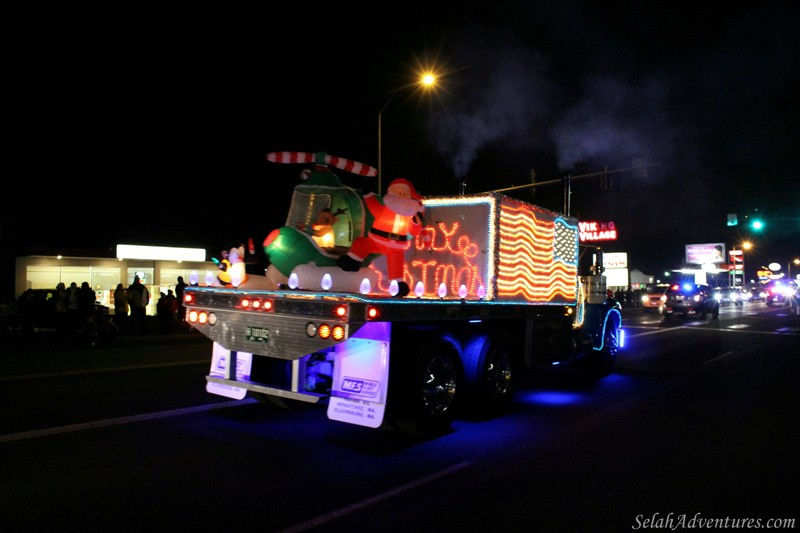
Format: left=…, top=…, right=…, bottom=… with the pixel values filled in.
left=386, top=333, right=461, bottom=437
left=595, top=320, right=620, bottom=378
left=462, top=333, right=516, bottom=416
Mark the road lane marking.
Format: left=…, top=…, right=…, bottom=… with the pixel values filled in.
left=704, top=352, right=735, bottom=365
left=623, top=325, right=798, bottom=337
left=0, top=359, right=209, bottom=382
left=0, top=399, right=256, bottom=443
left=277, top=461, right=475, bottom=533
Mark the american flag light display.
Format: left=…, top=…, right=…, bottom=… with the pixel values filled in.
left=496, top=196, right=579, bottom=303
left=373, top=194, right=578, bottom=303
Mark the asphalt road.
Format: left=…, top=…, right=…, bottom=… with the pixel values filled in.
left=1, top=303, right=798, bottom=532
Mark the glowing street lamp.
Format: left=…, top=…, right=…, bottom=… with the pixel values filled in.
left=789, top=258, right=800, bottom=279
left=377, top=71, right=437, bottom=195
left=741, top=241, right=752, bottom=285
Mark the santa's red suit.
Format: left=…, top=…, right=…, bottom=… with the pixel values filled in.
left=338, top=178, right=424, bottom=288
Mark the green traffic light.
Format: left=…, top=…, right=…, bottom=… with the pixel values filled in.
left=751, top=219, right=764, bottom=231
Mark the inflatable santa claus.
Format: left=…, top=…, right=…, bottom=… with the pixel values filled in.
left=337, top=178, right=424, bottom=297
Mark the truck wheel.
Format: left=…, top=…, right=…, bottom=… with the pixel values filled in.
left=462, top=333, right=516, bottom=416
left=387, top=334, right=461, bottom=437
left=595, top=322, right=619, bottom=377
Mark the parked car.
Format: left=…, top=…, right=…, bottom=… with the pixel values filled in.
left=641, top=285, right=669, bottom=312
left=714, top=286, right=744, bottom=306
left=763, top=279, right=798, bottom=307
left=663, top=283, right=720, bottom=320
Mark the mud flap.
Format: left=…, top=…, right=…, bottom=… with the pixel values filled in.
left=207, top=342, right=253, bottom=400
left=327, top=322, right=390, bottom=428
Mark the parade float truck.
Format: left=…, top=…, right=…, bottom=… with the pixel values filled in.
left=183, top=152, right=624, bottom=437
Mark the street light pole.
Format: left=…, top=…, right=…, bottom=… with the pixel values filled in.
left=377, top=72, right=437, bottom=196
left=377, top=92, right=399, bottom=196
left=789, top=258, right=800, bottom=279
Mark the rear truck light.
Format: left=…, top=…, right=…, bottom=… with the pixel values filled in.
left=188, top=310, right=213, bottom=325
left=318, top=324, right=332, bottom=339
left=314, top=323, right=346, bottom=341
left=236, top=297, right=274, bottom=311
left=366, top=306, right=381, bottom=320
left=334, top=304, right=348, bottom=318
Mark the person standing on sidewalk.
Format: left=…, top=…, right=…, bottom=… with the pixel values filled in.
left=175, top=276, right=188, bottom=330
left=113, top=283, right=129, bottom=334
left=127, top=276, right=150, bottom=334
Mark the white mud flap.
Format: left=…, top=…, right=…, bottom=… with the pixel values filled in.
left=327, top=322, right=390, bottom=428
left=207, top=342, right=253, bottom=400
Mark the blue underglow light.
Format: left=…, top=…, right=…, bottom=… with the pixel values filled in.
left=521, top=390, right=583, bottom=406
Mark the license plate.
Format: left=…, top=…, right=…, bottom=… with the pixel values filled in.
left=246, top=326, right=270, bottom=343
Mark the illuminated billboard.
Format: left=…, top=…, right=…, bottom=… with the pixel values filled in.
left=685, top=243, right=725, bottom=265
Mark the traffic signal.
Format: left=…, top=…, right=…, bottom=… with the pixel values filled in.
left=746, top=209, right=765, bottom=232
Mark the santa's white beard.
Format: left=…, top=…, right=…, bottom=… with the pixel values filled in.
left=384, top=194, right=423, bottom=217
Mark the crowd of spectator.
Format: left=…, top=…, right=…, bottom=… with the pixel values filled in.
left=1, top=276, right=190, bottom=340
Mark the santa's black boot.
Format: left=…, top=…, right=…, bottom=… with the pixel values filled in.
left=337, top=254, right=362, bottom=272
left=395, top=281, right=410, bottom=298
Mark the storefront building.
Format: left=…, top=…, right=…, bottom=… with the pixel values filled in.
left=15, top=245, right=217, bottom=316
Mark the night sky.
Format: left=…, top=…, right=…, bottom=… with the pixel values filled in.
left=5, top=3, right=799, bottom=279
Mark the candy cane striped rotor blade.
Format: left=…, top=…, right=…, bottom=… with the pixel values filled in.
left=266, top=152, right=316, bottom=164
left=325, top=155, right=377, bottom=177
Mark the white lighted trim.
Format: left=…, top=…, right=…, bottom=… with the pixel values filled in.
left=116, top=244, right=206, bottom=262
